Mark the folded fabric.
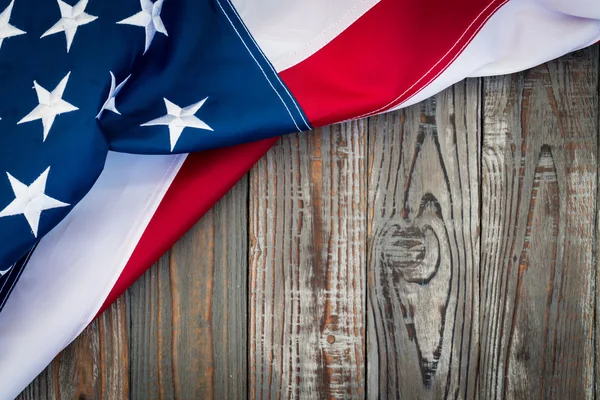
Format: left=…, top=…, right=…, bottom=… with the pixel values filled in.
left=0, top=0, right=599, bottom=398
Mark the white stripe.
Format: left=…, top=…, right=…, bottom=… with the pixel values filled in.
left=230, top=0, right=380, bottom=72
left=388, top=0, right=600, bottom=111
left=0, top=152, right=185, bottom=400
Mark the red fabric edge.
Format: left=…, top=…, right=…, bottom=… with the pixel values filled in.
left=96, top=137, right=278, bottom=315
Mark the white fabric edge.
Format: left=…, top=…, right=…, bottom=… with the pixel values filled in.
left=0, top=152, right=186, bottom=400
left=390, top=0, right=600, bottom=110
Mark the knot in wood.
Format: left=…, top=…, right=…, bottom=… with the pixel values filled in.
left=379, top=223, right=440, bottom=284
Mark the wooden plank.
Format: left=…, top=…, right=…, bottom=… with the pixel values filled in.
left=128, top=176, right=249, bottom=400
left=249, top=124, right=367, bottom=399
left=17, top=296, right=130, bottom=400
left=366, top=79, right=481, bottom=398
left=597, top=43, right=600, bottom=400
left=478, top=46, right=598, bottom=399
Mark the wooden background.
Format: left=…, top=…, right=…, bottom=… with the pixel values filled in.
left=17, top=45, right=600, bottom=399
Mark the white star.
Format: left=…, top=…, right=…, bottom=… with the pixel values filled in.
left=41, top=0, right=97, bottom=53
left=18, top=72, right=79, bottom=141
left=96, top=71, right=131, bottom=119
left=141, top=97, right=213, bottom=151
left=117, top=0, right=167, bottom=54
left=0, top=167, right=69, bottom=237
left=0, top=0, right=26, bottom=50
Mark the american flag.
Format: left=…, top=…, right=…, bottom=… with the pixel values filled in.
left=0, top=0, right=598, bottom=397
left=0, top=0, right=309, bottom=283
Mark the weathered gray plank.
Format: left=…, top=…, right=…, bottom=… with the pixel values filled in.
left=249, top=124, right=367, bottom=399
left=478, top=46, right=598, bottom=399
left=367, top=79, right=481, bottom=398
left=17, top=46, right=600, bottom=400
left=128, top=176, right=249, bottom=400
left=17, top=296, right=130, bottom=400
left=597, top=42, right=600, bottom=400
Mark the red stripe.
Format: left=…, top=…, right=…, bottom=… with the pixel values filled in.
left=280, top=0, right=507, bottom=126
left=96, top=0, right=511, bottom=315
left=97, top=137, right=278, bottom=315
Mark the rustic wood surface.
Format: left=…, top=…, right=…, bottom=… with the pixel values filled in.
left=478, top=47, right=598, bottom=399
left=367, top=78, right=481, bottom=399
left=249, top=122, right=366, bottom=399
left=17, top=45, right=599, bottom=400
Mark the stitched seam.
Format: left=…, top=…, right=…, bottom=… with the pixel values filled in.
left=378, top=0, right=509, bottom=115
left=356, top=0, right=508, bottom=119
left=275, top=0, right=377, bottom=72
left=0, top=263, right=16, bottom=298
left=226, top=0, right=311, bottom=130
left=0, top=258, right=28, bottom=311
left=0, top=245, right=32, bottom=302
left=225, top=0, right=311, bottom=131
left=0, top=247, right=35, bottom=311
left=216, top=0, right=302, bottom=132
left=67, top=154, right=185, bottom=342
left=359, top=0, right=504, bottom=117
left=0, top=263, right=17, bottom=307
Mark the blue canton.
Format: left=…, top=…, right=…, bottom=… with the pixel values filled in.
left=0, top=0, right=311, bottom=302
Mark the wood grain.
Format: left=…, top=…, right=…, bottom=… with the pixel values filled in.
left=16, top=46, right=600, bottom=400
left=128, top=176, right=249, bottom=400
left=248, top=123, right=367, bottom=399
left=367, top=79, right=481, bottom=399
left=478, top=46, right=598, bottom=399
left=16, top=296, right=129, bottom=400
